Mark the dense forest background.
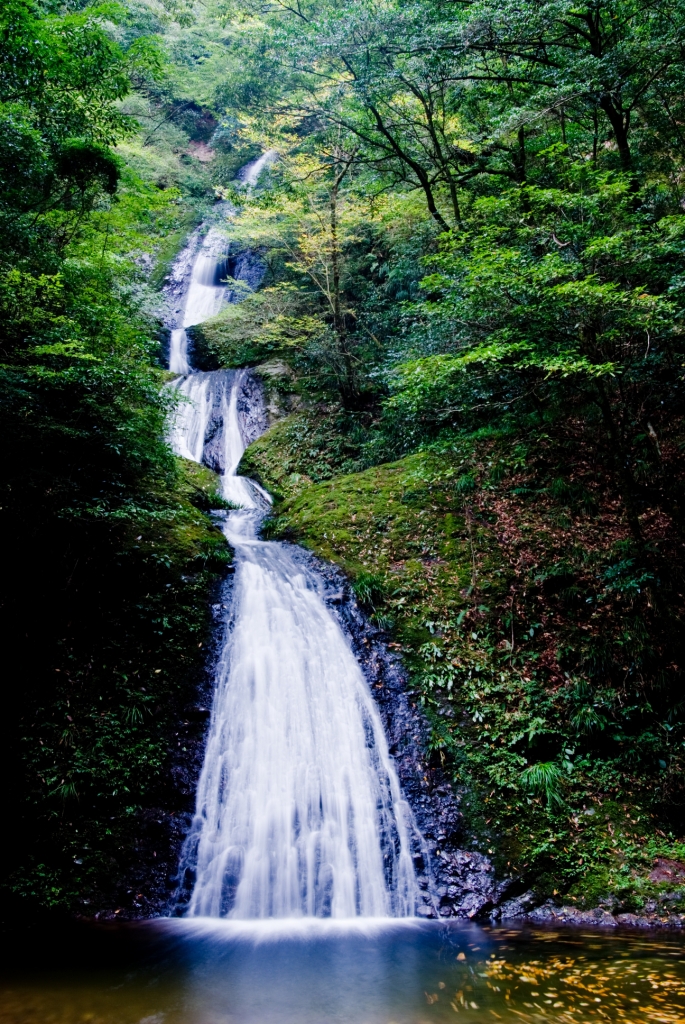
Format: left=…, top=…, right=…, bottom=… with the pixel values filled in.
left=2, top=0, right=684, bottom=920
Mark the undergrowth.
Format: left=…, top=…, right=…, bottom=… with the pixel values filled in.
left=2, top=460, right=229, bottom=918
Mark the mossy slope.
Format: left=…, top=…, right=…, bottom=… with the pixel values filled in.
left=242, top=414, right=685, bottom=917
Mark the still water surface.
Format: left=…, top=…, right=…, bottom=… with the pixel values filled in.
left=2, top=920, right=684, bottom=1024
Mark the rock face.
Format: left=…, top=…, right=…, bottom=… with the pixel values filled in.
left=237, top=370, right=269, bottom=445
left=189, top=370, right=268, bottom=476
left=164, top=225, right=203, bottom=326
left=199, top=371, right=232, bottom=474
left=520, top=902, right=685, bottom=930
left=299, top=547, right=515, bottom=920
left=228, top=248, right=265, bottom=297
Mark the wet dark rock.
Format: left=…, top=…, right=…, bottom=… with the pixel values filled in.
left=201, top=371, right=234, bottom=473
left=511, top=902, right=685, bottom=930
left=159, top=326, right=171, bottom=369
left=229, top=248, right=265, bottom=296
left=492, top=890, right=540, bottom=920
left=195, top=370, right=268, bottom=475
left=616, top=911, right=685, bottom=929
left=237, top=370, right=268, bottom=445
left=529, top=904, right=618, bottom=927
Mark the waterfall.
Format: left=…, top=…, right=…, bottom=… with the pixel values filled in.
left=170, top=372, right=418, bottom=920
left=167, top=152, right=417, bottom=921
left=238, top=148, right=277, bottom=187
left=168, top=373, right=213, bottom=461
left=168, top=151, right=277, bottom=377
left=169, top=229, right=229, bottom=375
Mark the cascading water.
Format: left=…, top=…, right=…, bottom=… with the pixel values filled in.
left=169, top=229, right=229, bottom=376
left=168, top=150, right=278, bottom=377
left=168, top=373, right=213, bottom=461
left=168, top=152, right=417, bottom=921
left=171, top=372, right=417, bottom=919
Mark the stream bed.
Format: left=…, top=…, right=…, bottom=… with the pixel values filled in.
left=2, top=920, right=684, bottom=1023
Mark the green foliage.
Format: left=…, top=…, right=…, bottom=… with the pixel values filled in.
left=520, top=763, right=566, bottom=809
left=213, top=0, right=685, bottom=546
left=190, top=284, right=324, bottom=369
left=239, top=410, right=371, bottom=499
left=351, top=571, right=386, bottom=610
left=4, top=0, right=685, bottom=920
left=0, top=0, right=161, bottom=235
left=383, top=173, right=683, bottom=466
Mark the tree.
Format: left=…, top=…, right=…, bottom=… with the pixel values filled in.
left=385, top=166, right=684, bottom=544
left=226, top=138, right=375, bottom=405
left=0, top=0, right=161, bottom=251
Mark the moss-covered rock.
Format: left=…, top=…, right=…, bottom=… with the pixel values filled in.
left=187, top=284, right=323, bottom=369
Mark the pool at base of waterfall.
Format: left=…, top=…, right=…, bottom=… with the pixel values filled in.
left=2, top=920, right=685, bottom=1024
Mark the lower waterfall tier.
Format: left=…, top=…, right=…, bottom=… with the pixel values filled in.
left=172, top=370, right=418, bottom=919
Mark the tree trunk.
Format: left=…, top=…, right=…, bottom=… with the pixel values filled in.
left=368, top=104, right=450, bottom=232
left=516, top=126, right=526, bottom=183
left=329, top=180, right=357, bottom=406
left=599, top=95, right=632, bottom=170
left=595, top=379, right=644, bottom=547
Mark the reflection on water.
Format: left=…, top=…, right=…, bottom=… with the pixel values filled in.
left=2, top=920, right=684, bottom=1024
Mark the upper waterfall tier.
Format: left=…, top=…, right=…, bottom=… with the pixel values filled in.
left=169, top=229, right=229, bottom=376
left=167, top=151, right=277, bottom=377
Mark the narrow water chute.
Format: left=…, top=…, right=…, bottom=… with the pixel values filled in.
left=169, top=228, right=229, bottom=375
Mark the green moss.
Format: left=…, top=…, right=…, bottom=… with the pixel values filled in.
left=178, top=457, right=233, bottom=512
left=239, top=410, right=370, bottom=500
left=189, top=285, right=323, bottom=369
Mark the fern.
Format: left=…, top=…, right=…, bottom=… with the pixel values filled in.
left=520, top=761, right=566, bottom=808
